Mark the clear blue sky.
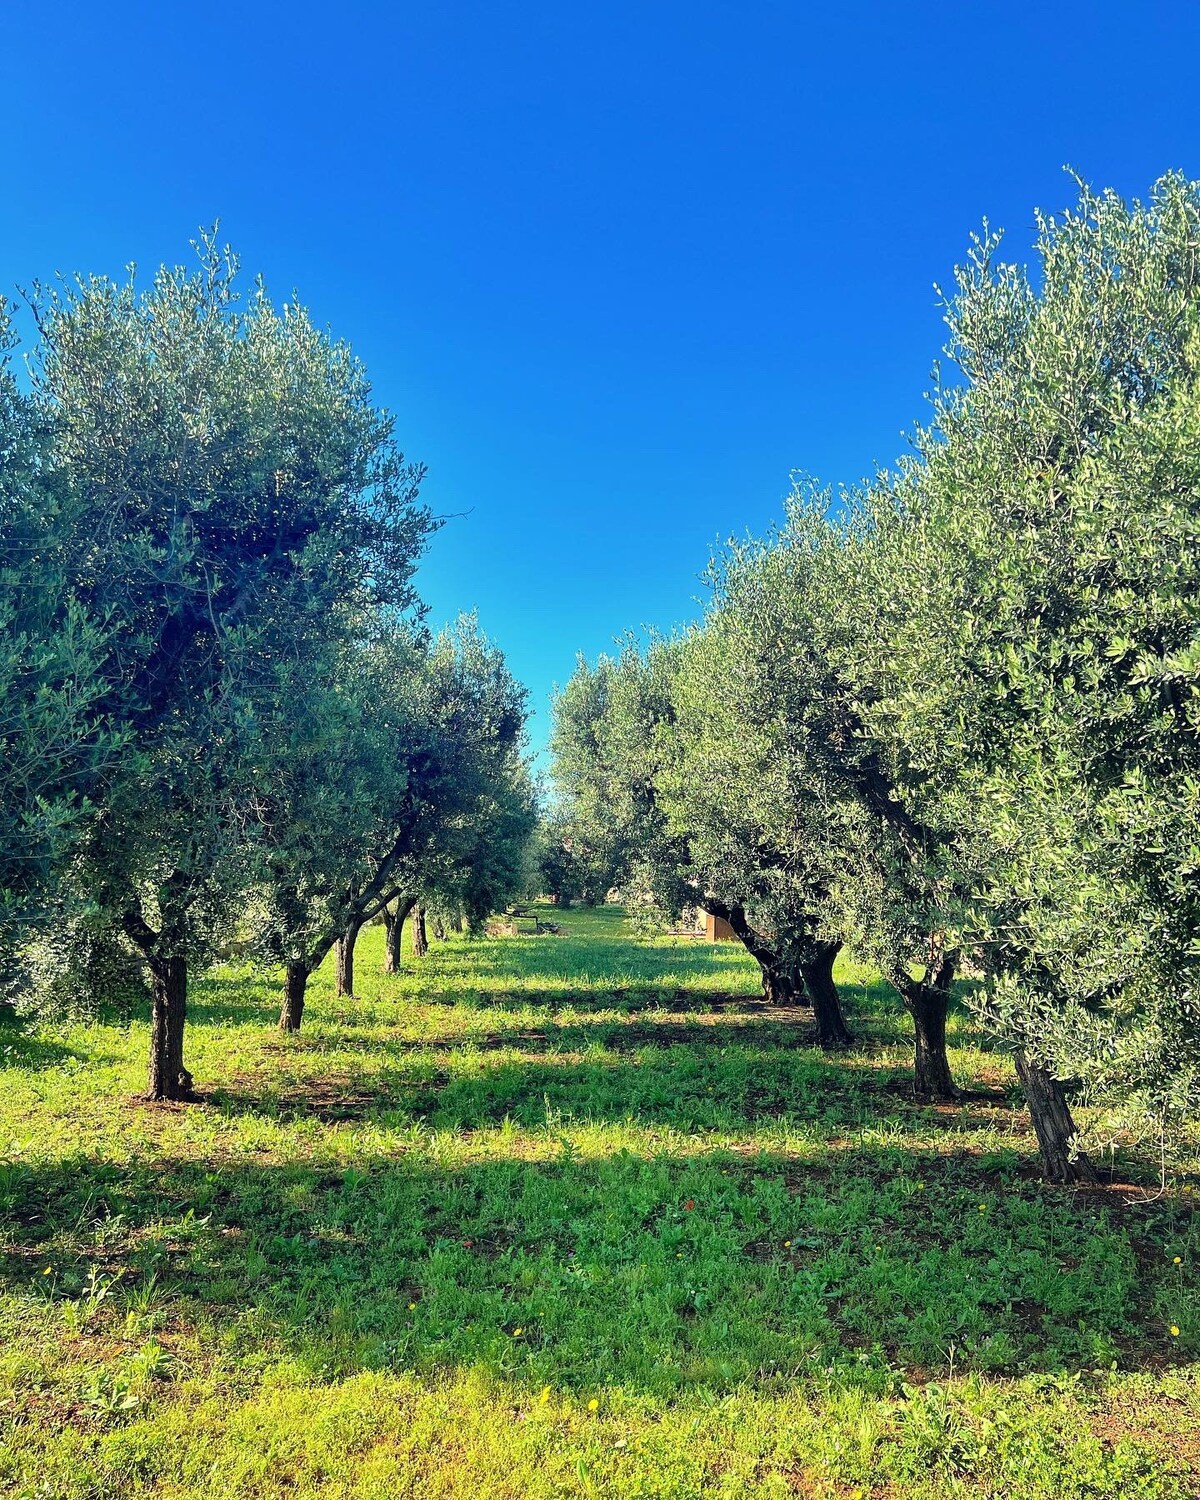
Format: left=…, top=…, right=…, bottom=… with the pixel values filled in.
left=3, top=2, right=1197, bottom=760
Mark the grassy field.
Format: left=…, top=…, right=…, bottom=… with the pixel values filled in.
left=1, top=904, right=1197, bottom=1499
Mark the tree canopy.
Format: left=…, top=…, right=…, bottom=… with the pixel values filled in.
left=553, top=173, right=1200, bottom=1179
left=2, top=233, right=533, bottom=1097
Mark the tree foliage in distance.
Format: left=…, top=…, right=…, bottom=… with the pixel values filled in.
left=693, top=511, right=964, bottom=1088
left=258, top=614, right=532, bottom=1027
left=532, top=804, right=623, bottom=907
left=552, top=635, right=856, bottom=1046
left=340, top=616, right=533, bottom=996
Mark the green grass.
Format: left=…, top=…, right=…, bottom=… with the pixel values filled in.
left=1, top=904, right=1197, bottom=1498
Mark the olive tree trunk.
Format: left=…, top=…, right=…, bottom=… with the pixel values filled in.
left=705, top=900, right=851, bottom=1049
left=382, top=898, right=415, bottom=973
left=909, top=984, right=957, bottom=1098
left=705, top=900, right=791, bottom=1001
left=1014, top=1051, right=1098, bottom=1184
left=798, top=940, right=852, bottom=1050
left=888, top=952, right=959, bottom=1100
left=279, top=960, right=310, bottom=1032
left=122, top=902, right=194, bottom=1101
left=335, top=915, right=363, bottom=997
left=147, top=954, right=192, bottom=1101
left=412, top=906, right=429, bottom=957
left=760, top=957, right=804, bottom=1005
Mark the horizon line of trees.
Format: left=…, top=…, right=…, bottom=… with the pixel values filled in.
left=1, top=231, right=537, bottom=1099
left=550, top=172, right=1200, bottom=1183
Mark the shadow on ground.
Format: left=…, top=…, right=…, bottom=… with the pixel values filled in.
left=1, top=1143, right=1194, bottom=1398
left=0, top=1014, right=97, bottom=1072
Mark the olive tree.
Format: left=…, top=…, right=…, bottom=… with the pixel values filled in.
left=366, top=619, right=532, bottom=976
left=551, top=643, right=696, bottom=926
left=404, top=755, right=537, bottom=945
left=532, top=806, right=621, bottom=908
left=246, top=624, right=422, bottom=1029
left=657, top=617, right=857, bottom=1047
left=553, top=636, right=856, bottom=1047
left=699, top=508, right=968, bottom=1091
left=836, top=173, right=1200, bottom=1176
left=31, top=234, right=431, bottom=1096
left=259, top=616, right=530, bottom=1024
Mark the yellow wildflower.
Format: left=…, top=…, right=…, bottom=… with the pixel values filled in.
left=512, top=1327, right=523, bottom=1337
left=539, top=1386, right=551, bottom=1403
left=588, top=1398, right=599, bottom=1411
left=1171, top=1325, right=1181, bottom=1337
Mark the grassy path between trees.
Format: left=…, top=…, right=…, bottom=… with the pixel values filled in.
left=1, top=905, right=1198, bottom=1498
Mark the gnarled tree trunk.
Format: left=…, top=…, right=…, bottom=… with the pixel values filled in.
left=1014, top=1051, right=1097, bottom=1184
left=147, top=954, right=192, bottom=1101
left=704, top=899, right=851, bottom=1049
left=799, top=940, right=852, bottom=1050
left=335, top=915, right=363, bottom=997
left=432, top=914, right=446, bottom=940
left=412, top=906, right=428, bottom=958
left=909, top=984, right=957, bottom=1099
left=760, top=957, right=803, bottom=1005
left=889, top=952, right=959, bottom=1100
left=705, top=900, right=792, bottom=1001
left=123, top=900, right=194, bottom=1102
left=382, top=898, right=415, bottom=973
left=279, top=960, right=309, bottom=1032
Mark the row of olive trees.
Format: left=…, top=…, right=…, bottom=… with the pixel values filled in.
left=531, top=806, right=624, bottom=908
left=553, top=173, right=1200, bottom=1181
left=0, top=233, right=535, bottom=1099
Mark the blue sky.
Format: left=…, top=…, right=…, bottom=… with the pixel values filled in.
left=3, top=1, right=1198, bottom=760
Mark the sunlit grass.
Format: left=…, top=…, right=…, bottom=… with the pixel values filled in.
left=1, top=905, right=1197, bottom=1498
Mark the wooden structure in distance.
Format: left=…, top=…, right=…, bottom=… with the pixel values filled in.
left=704, top=911, right=736, bottom=942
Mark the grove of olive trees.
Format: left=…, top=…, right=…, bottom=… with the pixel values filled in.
left=552, top=173, right=1200, bottom=1181
left=5, top=179, right=1200, bottom=1171
left=0, top=234, right=536, bottom=1097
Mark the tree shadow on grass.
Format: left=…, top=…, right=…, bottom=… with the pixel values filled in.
left=184, top=939, right=997, bottom=1053
left=1, top=1144, right=1194, bottom=1400
left=251, top=977, right=983, bottom=1067
left=423, top=979, right=1003, bottom=1060
left=188, top=973, right=279, bottom=1027
left=261, top=1004, right=954, bottom=1067
left=0, top=1013, right=90, bottom=1072
left=187, top=968, right=1009, bottom=1140
left=180, top=977, right=1004, bottom=1099
left=390, top=933, right=761, bottom=991
left=262, top=1013, right=820, bottom=1065
left=205, top=1037, right=1037, bottom=1166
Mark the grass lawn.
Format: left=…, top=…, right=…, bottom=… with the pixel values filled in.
left=1, top=904, right=1197, bottom=1499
